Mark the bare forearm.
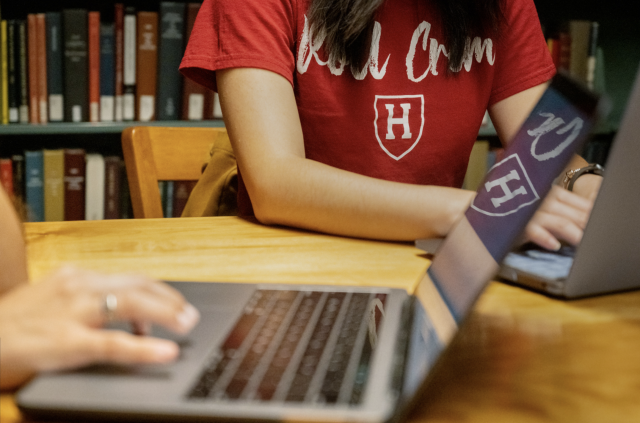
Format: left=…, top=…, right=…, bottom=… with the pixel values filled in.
left=246, top=155, right=474, bottom=241
left=0, top=189, right=28, bottom=293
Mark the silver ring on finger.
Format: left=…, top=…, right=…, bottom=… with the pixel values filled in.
left=103, top=293, right=118, bottom=322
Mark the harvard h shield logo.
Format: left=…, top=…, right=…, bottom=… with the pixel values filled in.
left=374, top=95, right=425, bottom=160
left=471, top=154, right=540, bottom=217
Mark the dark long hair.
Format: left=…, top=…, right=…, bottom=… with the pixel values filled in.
left=307, top=0, right=506, bottom=74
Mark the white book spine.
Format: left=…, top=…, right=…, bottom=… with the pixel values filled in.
left=85, top=154, right=106, bottom=221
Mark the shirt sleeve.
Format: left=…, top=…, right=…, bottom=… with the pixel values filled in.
left=180, top=0, right=297, bottom=92
left=489, top=0, right=556, bottom=105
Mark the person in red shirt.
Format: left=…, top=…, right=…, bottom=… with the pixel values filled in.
left=181, top=0, right=602, bottom=250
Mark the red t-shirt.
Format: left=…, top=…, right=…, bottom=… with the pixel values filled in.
left=180, top=0, right=556, bottom=216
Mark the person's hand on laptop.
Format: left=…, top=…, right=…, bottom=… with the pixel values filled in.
left=0, top=266, right=200, bottom=390
left=523, top=184, right=596, bottom=251
left=571, top=173, right=603, bottom=202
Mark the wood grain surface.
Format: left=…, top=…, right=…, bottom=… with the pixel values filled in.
left=3, top=216, right=640, bottom=422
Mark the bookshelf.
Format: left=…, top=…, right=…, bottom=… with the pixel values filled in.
left=0, top=0, right=220, bottom=221
left=534, top=0, right=640, bottom=131
left=0, top=119, right=223, bottom=135
left=0, top=0, right=217, bottom=131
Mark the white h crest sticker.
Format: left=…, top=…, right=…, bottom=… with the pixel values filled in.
left=374, top=95, right=424, bottom=161
left=385, top=103, right=412, bottom=140
left=470, top=154, right=540, bottom=217
left=485, top=170, right=528, bottom=208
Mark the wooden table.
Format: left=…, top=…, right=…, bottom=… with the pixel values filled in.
left=3, top=216, right=640, bottom=422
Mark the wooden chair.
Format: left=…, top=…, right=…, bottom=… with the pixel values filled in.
left=121, top=126, right=225, bottom=218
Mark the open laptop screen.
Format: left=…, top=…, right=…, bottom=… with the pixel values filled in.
left=402, top=72, right=603, bottom=402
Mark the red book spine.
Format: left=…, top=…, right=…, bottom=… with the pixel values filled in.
left=27, top=14, right=39, bottom=124
left=136, top=12, right=158, bottom=121
left=36, top=14, right=48, bottom=123
left=550, top=38, right=561, bottom=69
left=114, top=4, right=124, bottom=122
left=0, top=159, right=14, bottom=200
left=89, top=12, right=101, bottom=123
left=558, top=32, right=571, bottom=72
left=63, top=149, right=86, bottom=221
left=103, top=156, right=122, bottom=219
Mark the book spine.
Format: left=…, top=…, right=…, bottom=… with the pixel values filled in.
left=119, top=160, right=132, bottom=219
left=100, top=23, right=115, bottom=122
left=462, top=140, right=489, bottom=191
left=103, top=156, right=121, bottom=219
left=63, top=148, right=86, bottom=221
left=212, top=91, right=223, bottom=119
left=203, top=89, right=213, bottom=120
left=25, top=150, right=44, bottom=222
left=586, top=21, right=599, bottom=90
left=181, top=3, right=205, bottom=121
left=156, top=1, right=185, bottom=121
left=114, top=3, right=124, bottom=122
left=173, top=180, right=196, bottom=217
left=136, top=11, right=158, bottom=122
left=0, top=158, right=13, bottom=198
left=45, top=12, right=64, bottom=122
left=63, top=9, right=89, bottom=123
left=158, top=180, right=166, bottom=216
left=18, top=20, right=28, bottom=123
left=36, top=14, right=47, bottom=123
left=123, top=7, right=136, bottom=121
left=11, top=154, right=26, bottom=220
left=0, top=20, right=7, bottom=124
left=550, top=38, right=561, bottom=70
left=7, top=20, right=19, bottom=123
left=84, top=153, right=105, bottom=220
left=164, top=181, right=174, bottom=217
left=27, top=14, right=38, bottom=123
left=558, top=31, right=571, bottom=72
left=568, top=20, right=591, bottom=83
left=88, top=11, right=100, bottom=123
left=43, top=149, right=65, bottom=222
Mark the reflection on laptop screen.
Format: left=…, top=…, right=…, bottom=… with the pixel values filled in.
left=402, top=73, right=602, bottom=402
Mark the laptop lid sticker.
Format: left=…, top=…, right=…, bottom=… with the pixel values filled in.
left=424, top=76, right=600, bottom=324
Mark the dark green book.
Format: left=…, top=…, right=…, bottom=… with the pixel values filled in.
left=156, top=2, right=186, bottom=120
left=62, top=9, right=88, bottom=122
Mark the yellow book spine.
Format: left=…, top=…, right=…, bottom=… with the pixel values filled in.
left=1, top=20, right=8, bottom=124
left=43, top=149, right=66, bottom=222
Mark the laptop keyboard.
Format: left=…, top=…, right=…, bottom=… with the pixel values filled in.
left=188, top=289, right=386, bottom=405
left=503, top=244, right=576, bottom=280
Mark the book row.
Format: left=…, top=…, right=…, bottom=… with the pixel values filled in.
left=0, top=2, right=222, bottom=125
left=545, top=20, right=603, bottom=91
left=0, top=151, right=196, bottom=221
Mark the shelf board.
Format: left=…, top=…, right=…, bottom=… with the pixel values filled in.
left=0, top=117, right=616, bottom=138
left=0, top=120, right=225, bottom=135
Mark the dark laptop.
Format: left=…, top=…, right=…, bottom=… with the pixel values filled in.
left=16, top=72, right=603, bottom=422
left=498, top=64, right=640, bottom=298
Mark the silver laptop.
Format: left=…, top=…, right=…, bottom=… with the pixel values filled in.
left=16, top=72, right=603, bottom=422
left=498, top=64, right=640, bottom=298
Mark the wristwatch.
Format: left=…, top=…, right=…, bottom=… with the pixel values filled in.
left=562, top=163, right=604, bottom=191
